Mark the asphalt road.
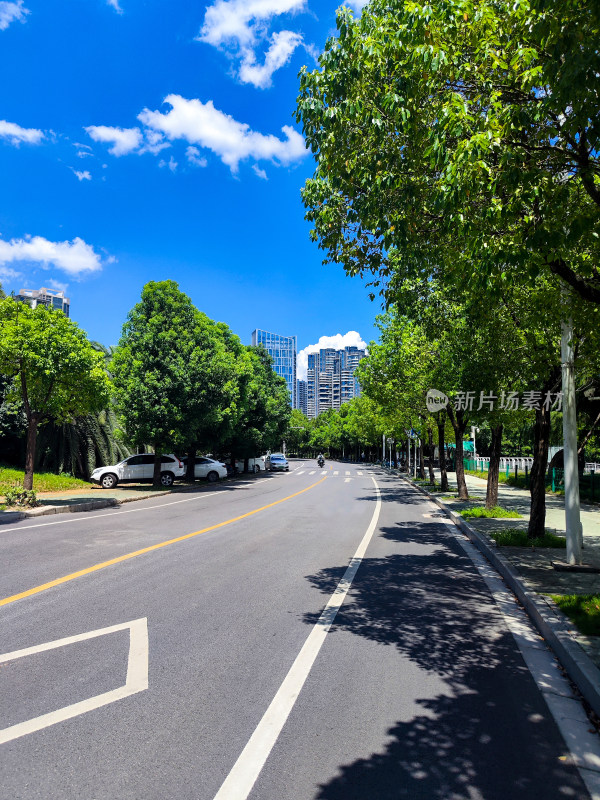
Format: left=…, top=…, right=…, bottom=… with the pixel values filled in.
left=0, top=460, right=594, bottom=799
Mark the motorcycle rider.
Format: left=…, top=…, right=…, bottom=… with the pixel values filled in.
left=317, top=452, right=325, bottom=466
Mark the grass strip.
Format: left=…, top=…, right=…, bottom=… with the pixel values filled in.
left=550, top=594, right=600, bottom=636
left=491, top=529, right=567, bottom=548
left=461, top=506, right=522, bottom=520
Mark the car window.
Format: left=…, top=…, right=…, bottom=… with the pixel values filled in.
left=142, top=455, right=156, bottom=465
left=126, top=455, right=146, bottom=466
left=160, top=456, right=175, bottom=463
left=196, top=458, right=211, bottom=464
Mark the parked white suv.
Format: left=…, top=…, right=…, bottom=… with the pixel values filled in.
left=90, top=454, right=185, bottom=489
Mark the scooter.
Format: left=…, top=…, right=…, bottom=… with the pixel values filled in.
left=317, top=456, right=325, bottom=468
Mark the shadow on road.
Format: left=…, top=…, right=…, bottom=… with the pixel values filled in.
left=302, top=520, right=588, bottom=800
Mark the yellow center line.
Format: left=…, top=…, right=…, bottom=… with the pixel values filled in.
left=0, top=476, right=328, bottom=608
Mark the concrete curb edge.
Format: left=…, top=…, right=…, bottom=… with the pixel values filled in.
left=399, top=471, right=600, bottom=719
left=0, top=490, right=173, bottom=523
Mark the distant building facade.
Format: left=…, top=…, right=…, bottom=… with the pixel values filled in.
left=14, top=287, right=70, bottom=317
left=306, top=345, right=366, bottom=418
left=252, top=329, right=297, bottom=408
left=297, top=379, right=307, bottom=416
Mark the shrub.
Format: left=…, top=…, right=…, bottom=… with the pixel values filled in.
left=3, top=489, right=38, bottom=507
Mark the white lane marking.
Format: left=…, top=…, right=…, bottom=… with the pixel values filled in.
left=0, top=618, right=148, bottom=745
left=0, top=490, right=224, bottom=534
left=309, top=471, right=316, bottom=475
left=297, top=471, right=306, bottom=475
left=344, top=478, right=351, bottom=483
left=357, top=471, right=363, bottom=476
left=213, top=478, right=382, bottom=800
left=333, top=471, right=339, bottom=476
left=345, top=470, right=351, bottom=476
left=440, top=518, right=600, bottom=796
left=321, top=470, right=327, bottom=475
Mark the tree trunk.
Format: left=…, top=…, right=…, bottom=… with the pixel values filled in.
left=428, top=427, right=435, bottom=484
left=153, top=452, right=162, bottom=486
left=447, top=406, right=469, bottom=499
left=23, top=413, right=39, bottom=491
left=486, top=424, right=503, bottom=510
left=186, top=447, right=196, bottom=481
left=437, top=413, right=449, bottom=492
left=528, top=405, right=551, bottom=539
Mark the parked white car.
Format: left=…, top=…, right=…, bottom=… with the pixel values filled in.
left=90, top=454, right=185, bottom=489
left=235, top=457, right=267, bottom=473
left=183, top=456, right=228, bottom=482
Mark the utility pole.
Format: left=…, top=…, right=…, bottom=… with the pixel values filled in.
left=562, top=315, right=583, bottom=565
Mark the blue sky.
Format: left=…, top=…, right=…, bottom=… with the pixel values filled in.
left=0, top=0, right=376, bottom=374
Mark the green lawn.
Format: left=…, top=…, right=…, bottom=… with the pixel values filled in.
left=550, top=594, right=600, bottom=636
left=0, top=465, right=89, bottom=496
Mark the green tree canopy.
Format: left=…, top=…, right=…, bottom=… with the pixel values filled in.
left=0, top=297, right=110, bottom=489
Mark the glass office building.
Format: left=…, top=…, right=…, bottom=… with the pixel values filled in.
left=251, top=329, right=297, bottom=408
left=14, top=287, right=70, bottom=317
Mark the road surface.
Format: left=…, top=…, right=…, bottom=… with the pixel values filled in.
left=0, top=461, right=595, bottom=799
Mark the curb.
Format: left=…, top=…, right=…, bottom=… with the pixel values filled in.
left=400, top=472, right=600, bottom=720
left=0, top=491, right=173, bottom=524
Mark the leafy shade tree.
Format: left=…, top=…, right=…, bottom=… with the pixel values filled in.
left=111, top=281, right=216, bottom=486
left=220, top=345, right=291, bottom=467
left=296, top=0, right=600, bottom=307
left=285, top=409, right=312, bottom=455
left=0, top=298, right=111, bottom=490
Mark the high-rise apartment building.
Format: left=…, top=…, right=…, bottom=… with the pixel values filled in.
left=14, top=287, right=70, bottom=317
left=306, top=345, right=366, bottom=418
left=297, top=379, right=307, bottom=416
left=251, top=329, right=297, bottom=408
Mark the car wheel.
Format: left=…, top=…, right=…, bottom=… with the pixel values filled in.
left=101, top=473, right=118, bottom=489
left=254, top=464, right=261, bottom=473
left=207, top=470, right=219, bottom=482
left=160, top=472, right=174, bottom=487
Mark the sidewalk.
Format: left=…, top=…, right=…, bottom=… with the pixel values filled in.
left=402, top=467, right=600, bottom=720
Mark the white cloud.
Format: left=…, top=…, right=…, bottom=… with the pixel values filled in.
left=159, top=156, right=178, bottom=172
left=72, top=169, right=92, bottom=181
left=239, top=30, right=303, bottom=88
left=186, top=146, right=207, bottom=168
left=342, top=0, right=369, bottom=13
left=297, top=331, right=368, bottom=380
left=199, top=0, right=304, bottom=48
left=85, top=125, right=143, bottom=156
left=0, top=1, right=28, bottom=31
left=0, top=119, right=43, bottom=145
left=138, top=94, right=306, bottom=172
left=199, top=0, right=305, bottom=86
left=0, top=235, right=104, bottom=276
left=0, top=265, right=22, bottom=281
left=252, top=164, right=267, bottom=180
left=106, top=0, right=123, bottom=13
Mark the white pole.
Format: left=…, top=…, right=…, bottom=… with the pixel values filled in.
left=407, top=436, right=410, bottom=473
left=562, top=315, right=582, bottom=564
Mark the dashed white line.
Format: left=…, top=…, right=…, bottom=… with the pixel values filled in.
left=345, top=470, right=351, bottom=476
left=333, top=471, right=339, bottom=476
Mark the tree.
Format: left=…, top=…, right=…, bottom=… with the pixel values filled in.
left=111, top=280, right=238, bottom=486
left=0, top=298, right=111, bottom=490
left=296, top=0, right=600, bottom=308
